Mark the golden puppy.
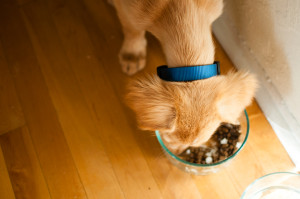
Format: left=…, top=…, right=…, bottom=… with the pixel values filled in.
left=111, top=0, right=258, bottom=154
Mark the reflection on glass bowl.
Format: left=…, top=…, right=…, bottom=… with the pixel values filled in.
left=241, top=172, right=300, bottom=199
left=155, top=110, right=250, bottom=175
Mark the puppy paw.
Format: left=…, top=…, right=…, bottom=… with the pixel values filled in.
left=119, top=52, right=146, bottom=75
left=119, top=36, right=147, bottom=76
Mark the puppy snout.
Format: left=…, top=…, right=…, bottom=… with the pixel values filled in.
left=167, top=143, right=188, bottom=155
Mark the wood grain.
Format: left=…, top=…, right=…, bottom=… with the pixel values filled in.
left=0, top=0, right=295, bottom=198
left=0, top=1, right=87, bottom=198
left=20, top=1, right=125, bottom=198
left=0, top=127, right=51, bottom=199
left=46, top=0, right=163, bottom=198
left=0, top=146, right=15, bottom=199
left=0, top=43, right=25, bottom=135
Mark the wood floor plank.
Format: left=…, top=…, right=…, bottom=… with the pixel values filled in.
left=0, top=42, right=25, bottom=135
left=16, top=0, right=33, bottom=6
left=0, top=2, right=87, bottom=198
left=247, top=113, right=294, bottom=172
left=0, top=146, right=15, bottom=199
left=0, top=127, right=51, bottom=199
left=194, top=170, right=241, bottom=199
left=0, top=0, right=295, bottom=198
left=81, top=2, right=295, bottom=199
left=45, top=0, right=164, bottom=198
left=20, top=1, right=125, bottom=198
left=74, top=1, right=204, bottom=198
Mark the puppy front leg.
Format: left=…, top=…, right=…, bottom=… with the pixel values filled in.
left=119, top=25, right=147, bottom=76
left=112, top=0, right=147, bottom=75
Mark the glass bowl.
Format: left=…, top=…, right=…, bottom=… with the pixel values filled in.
left=241, top=172, right=300, bottom=199
left=155, top=110, right=250, bottom=175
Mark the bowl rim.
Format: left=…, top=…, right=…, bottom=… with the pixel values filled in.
left=155, top=109, right=250, bottom=167
left=240, top=172, right=300, bottom=198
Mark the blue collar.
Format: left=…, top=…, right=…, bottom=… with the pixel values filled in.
left=157, top=61, right=220, bottom=82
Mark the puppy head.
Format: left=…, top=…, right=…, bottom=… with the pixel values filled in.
left=126, top=71, right=257, bottom=154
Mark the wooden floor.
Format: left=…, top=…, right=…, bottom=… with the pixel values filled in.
left=0, top=0, right=295, bottom=198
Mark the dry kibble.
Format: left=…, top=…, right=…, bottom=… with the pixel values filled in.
left=219, top=156, right=226, bottom=161
left=220, top=138, right=228, bottom=144
left=205, top=152, right=212, bottom=157
left=186, top=149, right=191, bottom=154
left=222, top=128, right=229, bottom=133
left=180, top=123, right=241, bottom=164
left=205, top=156, right=213, bottom=164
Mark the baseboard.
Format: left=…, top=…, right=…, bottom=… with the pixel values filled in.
left=213, top=19, right=300, bottom=170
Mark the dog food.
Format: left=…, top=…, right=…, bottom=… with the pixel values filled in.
left=179, top=123, right=241, bottom=164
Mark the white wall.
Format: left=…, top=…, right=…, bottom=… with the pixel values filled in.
left=213, top=0, right=300, bottom=168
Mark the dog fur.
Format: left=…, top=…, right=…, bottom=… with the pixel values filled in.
left=112, top=0, right=258, bottom=154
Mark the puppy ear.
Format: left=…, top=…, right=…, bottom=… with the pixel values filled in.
left=216, top=71, right=258, bottom=122
left=126, top=75, right=176, bottom=131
